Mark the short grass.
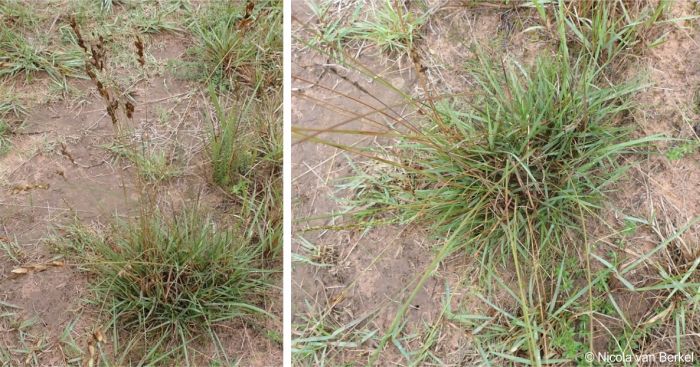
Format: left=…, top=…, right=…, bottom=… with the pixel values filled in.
left=62, top=207, right=272, bottom=366
left=0, top=305, right=49, bottom=367
left=0, top=25, right=84, bottom=80
left=0, top=97, right=26, bottom=155
left=0, top=119, right=11, bottom=155
left=350, top=0, right=427, bottom=55
left=304, top=0, right=427, bottom=58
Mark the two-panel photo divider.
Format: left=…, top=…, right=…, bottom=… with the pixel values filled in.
left=0, top=0, right=699, bottom=366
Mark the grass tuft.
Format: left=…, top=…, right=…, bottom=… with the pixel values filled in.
left=350, top=0, right=427, bottom=56
left=187, top=0, right=282, bottom=89
left=64, top=207, right=271, bottom=365
left=0, top=27, right=84, bottom=80
left=342, top=51, right=653, bottom=269
left=304, top=0, right=427, bottom=58
left=557, top=0, right=670, bottom=67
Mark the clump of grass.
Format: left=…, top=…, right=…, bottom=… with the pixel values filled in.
left=553, top=0, right=670, bottom=67
left=64, top=207, right=271, bottom=365
left=127, top=6, right=181, bottom=34
left=187, top=0, right=282, bottom=89
left=342, top=50, right=652, bottom=268
left=0, top=0, right=40, bottom=30
left=304, top=0, right=361, bottom=60
left=0, top=27, right=84, bottom=80
left=350, top=0, right=427, bottom=55
left=208, top=87, right=282, bottom=255
left=207, top=86, right=282, bottom=190
left=208, top=86, right=256, bottom=191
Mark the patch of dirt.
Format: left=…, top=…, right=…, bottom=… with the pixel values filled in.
left=630, top=1, right=700, bottom=249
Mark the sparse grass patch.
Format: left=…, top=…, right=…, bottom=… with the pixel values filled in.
left=0, top=236, right=23, bottom=264
left=0, top=98, right=26, bottom=155
left=107, top=142, right=180, bottom=183
left=63, top=207, right=272, bottom=365
left=303, top=0, right=427, bottom=58
left=0, top=119, right=11, bottom=155
left=292, top=301, right=378, bottom=366
left=666, top=140, right=700, bottom=160
left=0, top=302, right=49, bottom=367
